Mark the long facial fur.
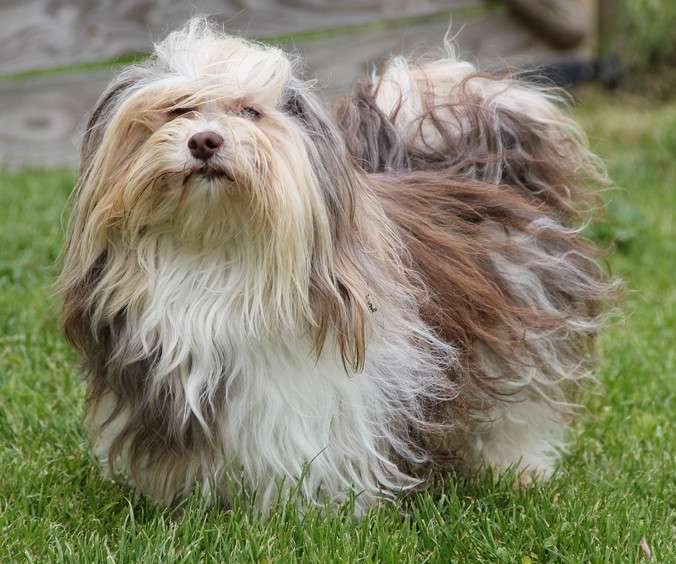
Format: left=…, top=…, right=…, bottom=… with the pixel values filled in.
left=60, top=19, right=617, bottom=511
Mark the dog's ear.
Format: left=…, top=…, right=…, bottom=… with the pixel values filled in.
left=81, top=74, right=140, bottom=172
left=283, top=86, right=375, bottom=372
left=60, top=73, right=142, bottom=350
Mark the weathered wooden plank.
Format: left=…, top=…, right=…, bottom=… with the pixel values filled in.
left=0, top=0, right=477, bottom=74
left=0, top=12, right=588, bottom=170
left=504, top=0, right=596, bottom=49
left=0, top=72, right=112, bottom=169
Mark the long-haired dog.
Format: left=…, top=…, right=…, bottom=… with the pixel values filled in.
left=59, top=19, right=617, bottom=512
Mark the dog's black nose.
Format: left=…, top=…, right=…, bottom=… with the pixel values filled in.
left=188, top=131, right=223, bottom=161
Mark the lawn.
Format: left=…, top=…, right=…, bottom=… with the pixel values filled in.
left=1, top=90, right=674, bottom=562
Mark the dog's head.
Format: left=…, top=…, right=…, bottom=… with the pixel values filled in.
left=76, top=18, right=362, bottom=250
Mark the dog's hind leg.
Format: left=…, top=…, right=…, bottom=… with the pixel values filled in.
left=465, top=392, right=569, bottom=483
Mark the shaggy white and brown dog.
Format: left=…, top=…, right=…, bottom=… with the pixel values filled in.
left=59, top=19, right=616, bottom=512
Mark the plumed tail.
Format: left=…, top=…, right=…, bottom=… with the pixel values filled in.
left=336, top=51, right=606, bottom=225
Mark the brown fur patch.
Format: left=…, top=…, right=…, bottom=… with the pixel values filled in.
left=373, top=171, right=615, bottom=466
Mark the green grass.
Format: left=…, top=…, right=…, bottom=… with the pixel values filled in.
left=620, top=0, right=676, bottom=71
left=1, top=92, right=674, bottom=562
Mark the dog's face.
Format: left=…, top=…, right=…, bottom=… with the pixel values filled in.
left=77, top=21, right=352, bottom=249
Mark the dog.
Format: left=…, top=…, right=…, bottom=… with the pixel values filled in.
left=59, top=18, right=616, bottom=513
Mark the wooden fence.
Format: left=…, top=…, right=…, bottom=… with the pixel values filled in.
left=0, top=0, right=600, bottom=169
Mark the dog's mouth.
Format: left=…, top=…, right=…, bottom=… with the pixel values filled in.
left=193, top=164, right=234, bottom=182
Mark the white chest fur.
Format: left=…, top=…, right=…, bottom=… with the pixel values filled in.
left=91, top=238, right=453, bottom=510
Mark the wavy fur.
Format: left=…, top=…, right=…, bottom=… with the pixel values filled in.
left=59, top=19, right=617, bottom=512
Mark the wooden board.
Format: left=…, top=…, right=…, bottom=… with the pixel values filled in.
left=0, top=11, right=586, bottom=170
left=0, top=0, right=475, bottom=75
left=0, top=72, right=112, bottom=169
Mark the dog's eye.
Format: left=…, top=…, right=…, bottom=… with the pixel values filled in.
left=237, top=106, right=262, bottom=120
left=168, top=107, right=195, bottom=118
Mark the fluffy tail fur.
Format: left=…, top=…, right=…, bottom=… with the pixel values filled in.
left=336, top=50, right=605, bottom=225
